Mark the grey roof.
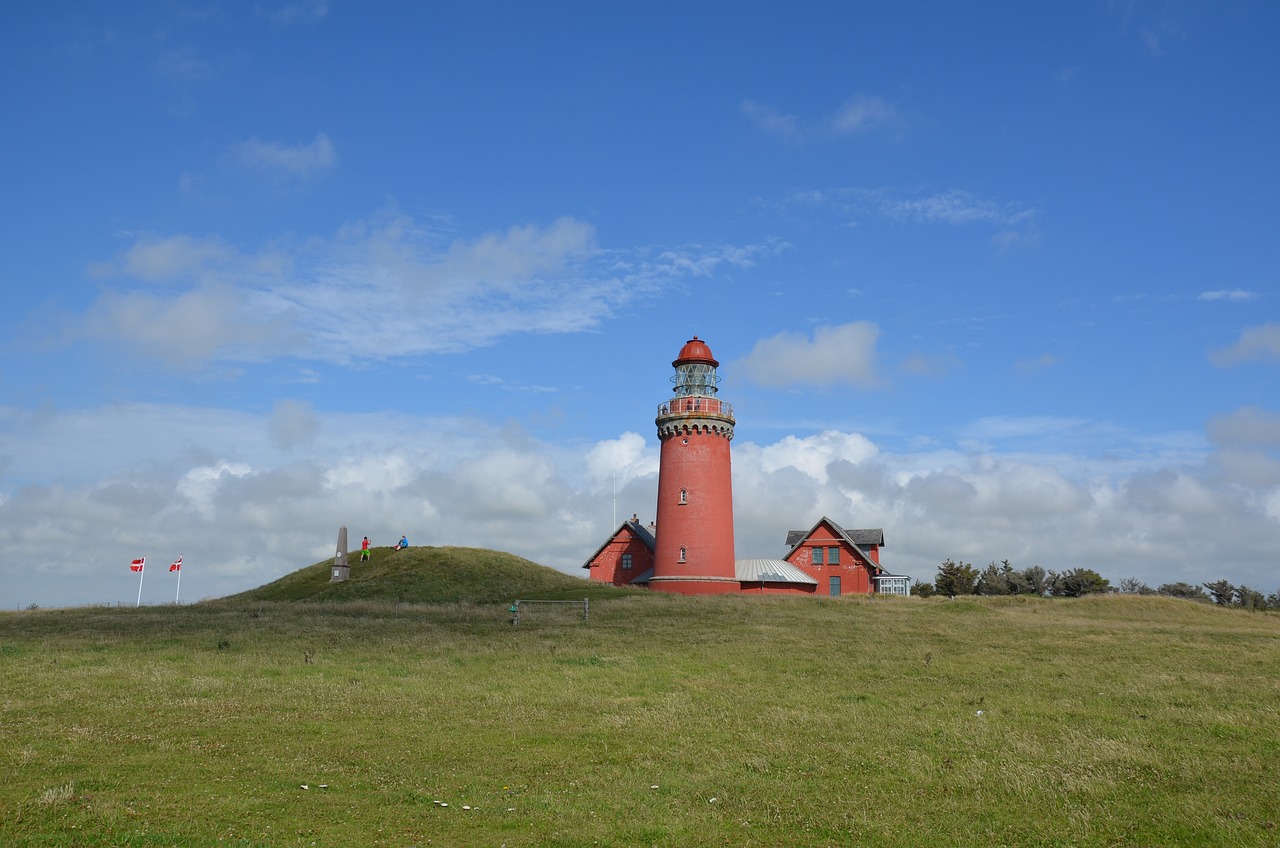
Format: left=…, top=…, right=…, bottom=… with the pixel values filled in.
left=785, top=519, right=884, bottom=549
left=735, top=558, right=818, bottom=585
left=580, top=519, right=657, bottom=569
left=620, top=562, right=813, bottom=586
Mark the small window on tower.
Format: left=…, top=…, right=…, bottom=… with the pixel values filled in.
left=678, top=547, right=687, bottom=563
left=679, top=488, right=688, bottom=505
left=621, top=553, right=632, bottom=570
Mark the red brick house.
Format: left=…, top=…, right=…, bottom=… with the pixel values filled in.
left=783, top=517, right=908, bottom=597
left=581, top=516, right=656, bottom=587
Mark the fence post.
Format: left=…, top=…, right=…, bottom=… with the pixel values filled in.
left=583, top=597, right=589, bottom=621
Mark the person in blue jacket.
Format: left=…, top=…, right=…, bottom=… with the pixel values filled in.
left=393, top=535, right=408, bottom=551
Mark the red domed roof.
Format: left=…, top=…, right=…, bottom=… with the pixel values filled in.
left=673, top=336, right=718, bottom=367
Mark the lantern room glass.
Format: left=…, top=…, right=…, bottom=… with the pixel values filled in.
left=671, top=362, right=719, bottom=397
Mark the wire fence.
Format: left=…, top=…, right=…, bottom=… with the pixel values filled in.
left=508, top=598, right=590, bottom=626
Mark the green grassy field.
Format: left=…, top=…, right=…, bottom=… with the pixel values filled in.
left=2, top=551, right=1278, bottom=846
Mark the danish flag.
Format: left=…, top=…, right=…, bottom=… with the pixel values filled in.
left=170, top=556, right=182, bottom=573
left=130, top=557, right=145, bottom=572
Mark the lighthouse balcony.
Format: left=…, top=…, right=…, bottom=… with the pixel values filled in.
left=657, top=398, right=733, bottom=418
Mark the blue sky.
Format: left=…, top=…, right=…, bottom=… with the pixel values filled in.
left=3, top=1, right=1278, bottom=607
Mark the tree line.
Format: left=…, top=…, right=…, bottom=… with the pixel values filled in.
left=910, top=559, right=1280, bottom=610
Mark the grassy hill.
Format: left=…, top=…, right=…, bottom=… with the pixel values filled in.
left=3, top=590, right=1278, bottom=846
left=214, top=544, right=641, bottom=605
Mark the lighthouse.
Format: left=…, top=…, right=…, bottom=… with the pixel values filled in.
left=650, top=336, right=738, bottom=593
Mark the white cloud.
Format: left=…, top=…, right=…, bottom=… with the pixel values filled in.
left=234, top=133, right=337, bottom=177
left=270, top=399, right=319, bottom=449
left=741, top=100, right=798, bottom=138
left=737, top=322, right=881, bottom=388
left=1198, top=290, right=1258, bottom=301
left=754, top=431, right=878, bottom=484
left=829, top=94, right=898, bottom=135
left=880, top=189, right=1035, bottom=226
left=177, top=460, right=252, bottom=519
left=83, top=283, right=297, bottom=368
left=1206, top=407, right=1280, bottom=487
left=75, top=213, right=775, bottom=369
left=776, top=186, right=1036, bottom=230
left=2, top=402, right=1278, bottom=606
left=1207, top=407, right=1280, bottom=447
left=1210, top=322, right=1280, bottom=366
left=586, top=432, right=658, bottom=489
left=744, top=94, right=899, bottom=139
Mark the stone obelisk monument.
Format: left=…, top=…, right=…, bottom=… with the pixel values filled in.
left=330, top=525, right=350, bottom=583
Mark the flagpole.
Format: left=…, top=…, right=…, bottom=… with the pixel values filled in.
left=136, top=559, right=146, bottom=607
left=174, top=559, right=182, bottom=604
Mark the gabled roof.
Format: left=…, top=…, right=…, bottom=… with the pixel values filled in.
left=581, top=519, right=656, bottom=569
left=785, top=516, right=885, bottom=565
left=785, top=518, right=884, bottom=549
left=736, top=558, right=818, bottom=585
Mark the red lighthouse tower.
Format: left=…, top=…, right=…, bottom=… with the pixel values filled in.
left=650, top=337, right=738, bottom=593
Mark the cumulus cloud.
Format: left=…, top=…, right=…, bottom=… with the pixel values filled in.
left=737, top=322, right=881, bottom=388
left=270, top=399, right=319, bottom=449
left=72, top=213, right=775, bottom=369
left=1205, top=407, right=1280, bottom=488
left=1207, top=407, right=1280, bottom=447
left=2, top=402, right=1278, bottom=606
left=234, top=133, right=337, bottom=177
left=1210, top=323, right=1280, bottom=366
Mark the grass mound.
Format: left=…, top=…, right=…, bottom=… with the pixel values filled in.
left=211, top=544, right=639, bottom=605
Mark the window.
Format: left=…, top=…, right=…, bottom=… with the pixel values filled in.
left=679, top=488, right=688, bottom=504
left=678, top=547, right=687, bottom=563
left=621, top=553, right=632, bottom=570
left=812, top=546, right=824, bottom=565
left=828, top=546, right=840, bottom=565
left=875, top=576, right=910, bottom=596
left=829, top=576, right=841, bottom=597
